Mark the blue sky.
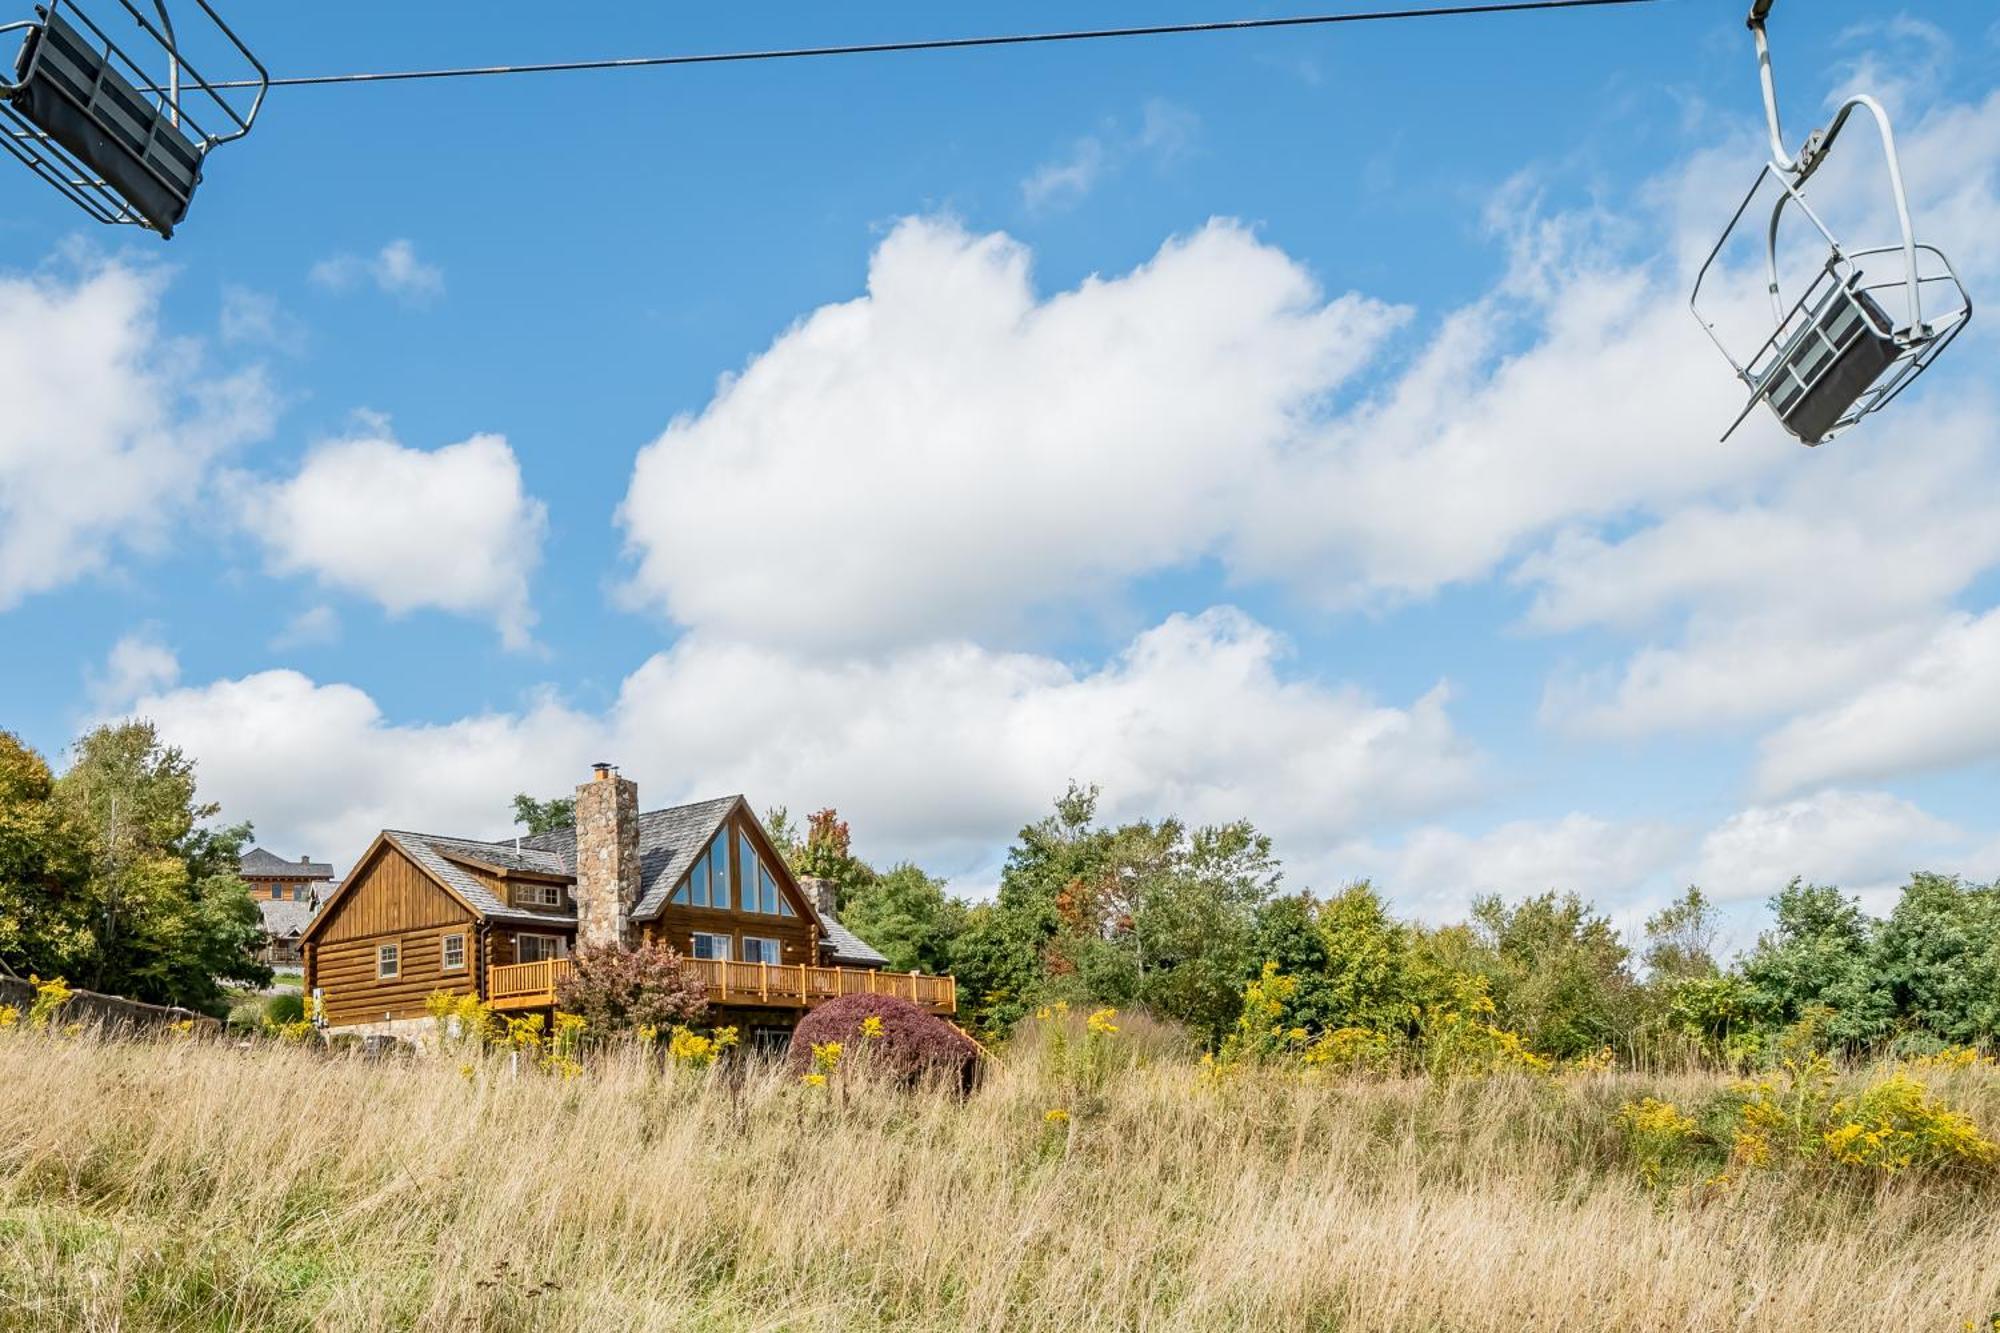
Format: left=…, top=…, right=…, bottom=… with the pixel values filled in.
left=3, top=0, right=1997, bottom=950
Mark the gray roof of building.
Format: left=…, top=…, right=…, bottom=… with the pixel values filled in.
left=381, top=831, right=575, bottom=927
left=257, top=897, right=318, bottom=939
left=377, top=796, right=895, bottom=964
left=241, top=846, right=334, bottom=879
left=818, top=916, right=890, bottom=967
left=518, top=795, right=745, bottom=923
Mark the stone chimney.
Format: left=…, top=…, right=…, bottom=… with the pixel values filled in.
left=798, top=875, right=840, bottom=919
left=573, top=762, right=639, bottom=950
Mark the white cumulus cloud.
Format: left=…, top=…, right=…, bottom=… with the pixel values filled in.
left=1756, top=609, right=2000, bottom=795
left=89, top=630, right=180, bottom=711
left=1333, top=814, right=1690, bottom=924
left=0, top=258, right=273, bottom=610
left=620, top=215, right=1406, bottom=649
left=1692, top=789, right=1962, bottom=909
left=119, top=607, right=1480, bottom=881
left=234, top=431, right=547, bottom=648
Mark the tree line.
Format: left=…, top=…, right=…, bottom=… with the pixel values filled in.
left=766, top=785, right=2000, bottom=1060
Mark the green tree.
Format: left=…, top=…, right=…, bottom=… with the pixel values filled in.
left=1132, top=819, right=1280, bottom=1043
left=53, top=721, right=270, bottom=1013
left=762, top=805, right=802, bottom=863
left=1741, top=879, right=1892, bottom=1048
left=1251, top=893, right=1336, bottom=1029
left=511, top=792, right=574, bottom=835
left=1467, top=891, right=1638, bottom=1058
left=0, top=731, right=95, bottom=979
left=952, top=783, right=1108, bottom=1034
left=1642, top=886, right=1721, bottom=982
left=1313, top=881, right=1427, bottom=1036
left=951, top=784, right=1281, bottom=1043
left=1870, top=873, right=2000, bottom=1044
left=1663, top=973, right=1771, bottom=1061
left=841, top=862, right=968, bottom=975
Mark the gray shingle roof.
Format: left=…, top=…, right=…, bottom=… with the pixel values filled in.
left=819, top=916, right=890, bottom=967
left=382, top=831, right=575, bottom=927
left=374, top=796, right=897, bottom=966
left=257, top=897, right=318, bottom=939
left=241, top=846, right=335, bottom=879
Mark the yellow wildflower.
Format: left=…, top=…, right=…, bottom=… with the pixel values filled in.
left=801, top=1072, right=827, bottom=1088
left=1086, top=1008, right=1119, bottom=1037
left=666, top=1026, right=733, bottom=1068
left=860, top=1015, right=885, bottom=1040
left=1044, top=1108, right=1070, bottom=1124
left=27, top=975, right=71, bottom=1030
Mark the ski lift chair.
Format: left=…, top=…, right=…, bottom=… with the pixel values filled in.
left=1690, top=0, right=1971, bottom=446
left=0, top=0, right=265, bottom=237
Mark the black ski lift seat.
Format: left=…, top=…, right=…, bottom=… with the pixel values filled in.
left=1692, top=108, right=1972, bottom=446
left=0, top=1, right=265, bottom=237
left=1691, top=4, right=1970, bottom=446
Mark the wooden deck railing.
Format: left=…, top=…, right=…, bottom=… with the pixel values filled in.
left=486, top=956, right=956, bottom=1014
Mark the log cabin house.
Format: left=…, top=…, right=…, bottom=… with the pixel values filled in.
left=300, top=765, right=955, bottom=1044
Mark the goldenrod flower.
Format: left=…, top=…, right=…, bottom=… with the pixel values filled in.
left=1044, top=1108, right=1070, bottom=1124
left=1086, top=1008, right=1119, bottom=1036
left=860, top=1015, right=885, bottom=1040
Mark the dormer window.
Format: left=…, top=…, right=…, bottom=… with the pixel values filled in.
left=513, top=881, right=564, bottom=910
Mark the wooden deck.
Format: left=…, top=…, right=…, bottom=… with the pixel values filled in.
left=487, top=957, right=957, bottom=1014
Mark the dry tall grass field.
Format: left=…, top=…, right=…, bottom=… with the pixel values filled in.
left=0, top=1022, right=1995, bottom=1332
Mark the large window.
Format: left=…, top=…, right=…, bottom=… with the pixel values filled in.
left=736, top=833, right=795, bottom=916
left=516, top=933, right=566, bottom=963
left=739, top=936, right=781, bottom=965
left=671, top=829, right=736, bottom=908
left=377, top=942, right=399, bottom=979
left=441, top=933, right=466, bottom=971
left=691, top=932, right=731, bottom=961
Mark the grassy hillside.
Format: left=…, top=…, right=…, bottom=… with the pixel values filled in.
left=0, top=1022, right=1995, bottom=1331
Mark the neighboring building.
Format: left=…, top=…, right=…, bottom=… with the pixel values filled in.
left=239, top=847, right=336, bottom=966
left=300, top=765, right=953, bottom=1041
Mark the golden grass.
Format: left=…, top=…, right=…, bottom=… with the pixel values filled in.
left=0, top=1029, right=1995, bottom=1331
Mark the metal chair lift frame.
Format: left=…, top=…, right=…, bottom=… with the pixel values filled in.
left=1689, top=0, right=1971, bottom=446
left=0, top=0, right=265, bottom=236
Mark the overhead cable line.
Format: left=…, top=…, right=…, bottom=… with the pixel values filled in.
left=192, top=0, right=1664, bottom=91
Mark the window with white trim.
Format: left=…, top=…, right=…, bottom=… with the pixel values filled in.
left=441, top=933, right=466, bottom=971
left=513, top=881, right=564, bottom=909
left=691, top=932, right=731, bottom=961
left=376, top=942, right=399, bottom=979
left=739, top=935, right=781, bottom=965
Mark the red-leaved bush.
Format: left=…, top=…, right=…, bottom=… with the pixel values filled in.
left=554, top=940, right=708, bottom=1036
left=788, top=993, right=981, bottom=1090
